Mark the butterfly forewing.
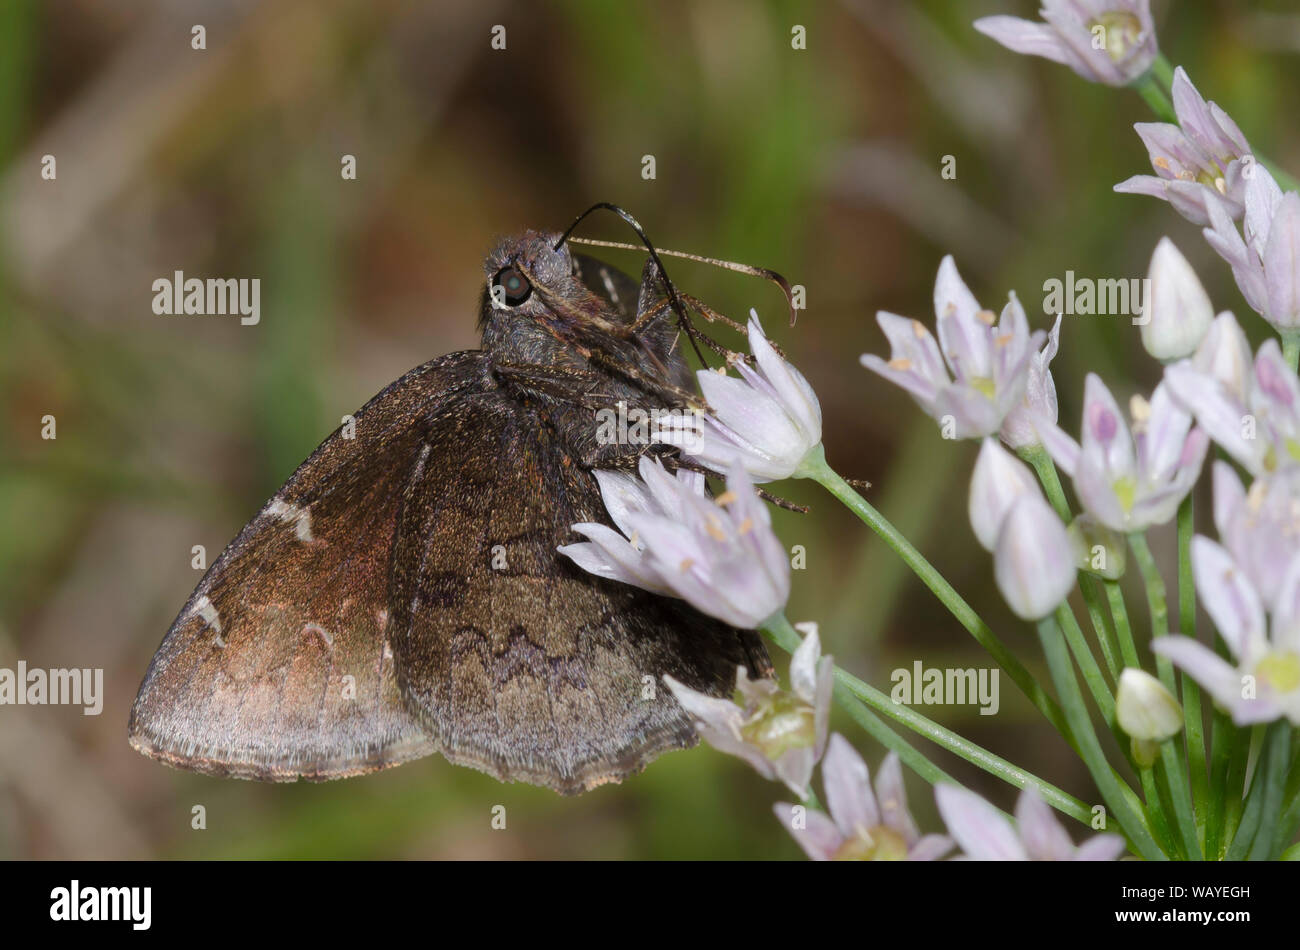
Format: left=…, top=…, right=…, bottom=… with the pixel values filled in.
left=127, top=352, right=485, bottom=780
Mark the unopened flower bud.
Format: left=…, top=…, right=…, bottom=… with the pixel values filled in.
left=1140, top=238, right=1214, bottom=361
left=993, top=494, right=1077, bottom=621
left=1116, top=668, right=1183, bottom=747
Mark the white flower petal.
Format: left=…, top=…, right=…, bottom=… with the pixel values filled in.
left=1014, top=788, right=1076, bottom=861
left=1191, top=535, right=1267, bottom=662
left=936, top=784, right=1027, bottom=860
left=822, top=734, right=879, bottom=840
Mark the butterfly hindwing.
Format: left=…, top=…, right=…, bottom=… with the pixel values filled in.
left=387, top=386, right=770, bottom=794
left=127, top=351, right=487, bottom=781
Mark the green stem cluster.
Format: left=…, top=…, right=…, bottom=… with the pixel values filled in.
left=794, top=418, right=1291, bottom=858
left=797, top=447, right=1113, bottom=830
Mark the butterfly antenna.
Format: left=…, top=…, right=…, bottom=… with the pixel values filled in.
left=565, top=236, right=798, bottom=326
left=555, top=203, right=708, bottom=366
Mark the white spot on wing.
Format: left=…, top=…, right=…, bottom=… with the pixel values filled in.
left=193, top=595, right=226, bottom=648
left=266, top=496, right=315, bottom=542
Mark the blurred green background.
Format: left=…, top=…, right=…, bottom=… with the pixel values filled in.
left=1, top=0, right=1298, bottom=859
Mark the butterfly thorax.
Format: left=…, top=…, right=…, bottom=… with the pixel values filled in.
left=477, top=230, right=693, bottom=469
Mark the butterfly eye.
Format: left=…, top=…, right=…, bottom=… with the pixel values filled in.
left=493, top=267, right=532, bottom=306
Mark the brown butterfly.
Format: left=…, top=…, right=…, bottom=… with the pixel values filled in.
left=129, top=205, right=773, bottom=794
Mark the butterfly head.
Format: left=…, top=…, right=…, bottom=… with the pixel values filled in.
left=478, top=229, right=628, bottom=349
left=481, top=229, right=574, bottom=312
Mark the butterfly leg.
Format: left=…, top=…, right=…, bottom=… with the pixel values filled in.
left=625, top=259, right=746, bottom=368
left=628, top=262, right=779, bottom=366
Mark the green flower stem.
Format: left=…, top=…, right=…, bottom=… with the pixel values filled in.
left=1036, top=617, right=1165, bottom=860
left=1249, top=723, right=1292, bottom=860
left=1104, top=580, right=1142, bottom=668
left=1176, top=496, right=1209, bottom=848
left=1022, top=446, right=1122, bottom=681
left=1083, top=579, right=1122, bottom=680
left=1208, top=490, right=1241, bottom=859
left=1082, top=577, right=1122, bottom=681
left=1159, top=743, right=1201, bottom=859
left=760, top=615, right=1091, bottom=823
left=1116, top=587, right=1180, bottom=856
left=1283, top=330, right=1300, bottom=374
left=802, top=446, right=1073, bottom=745
left=1281, top=744, right=1300, bottom=826
left=1127, top=534, right=1177, bottom=691
left=1146, top=753, right=1191, bottom=860
left=1134, top=71, right=1177, bottom=124
left=1223, top=726, right=1259, bottom=849
left=1204, top=710, right=1236, bottom=859
left=1057, top=604, right=1116, bottom=728
left=1112, top=767, right=1157, bottom=839
left=1099, top=573, right=1187, bottom=849
left=1139, top=769, right=1180, bottom=858
left=1151, top=54, right=1174, bottom=88
left=1226, top=723, right=1291, bottom=860
left=1277, top=802, right=1300, bottom=857
left=1274, top=761, right=1300, bottom=855
left=1020, top=442, right=1069, bottom=514
left=1128, top=532, right=1201, bottom=857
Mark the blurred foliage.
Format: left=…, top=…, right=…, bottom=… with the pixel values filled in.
left=1, top=0, right=1298, bottom=858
